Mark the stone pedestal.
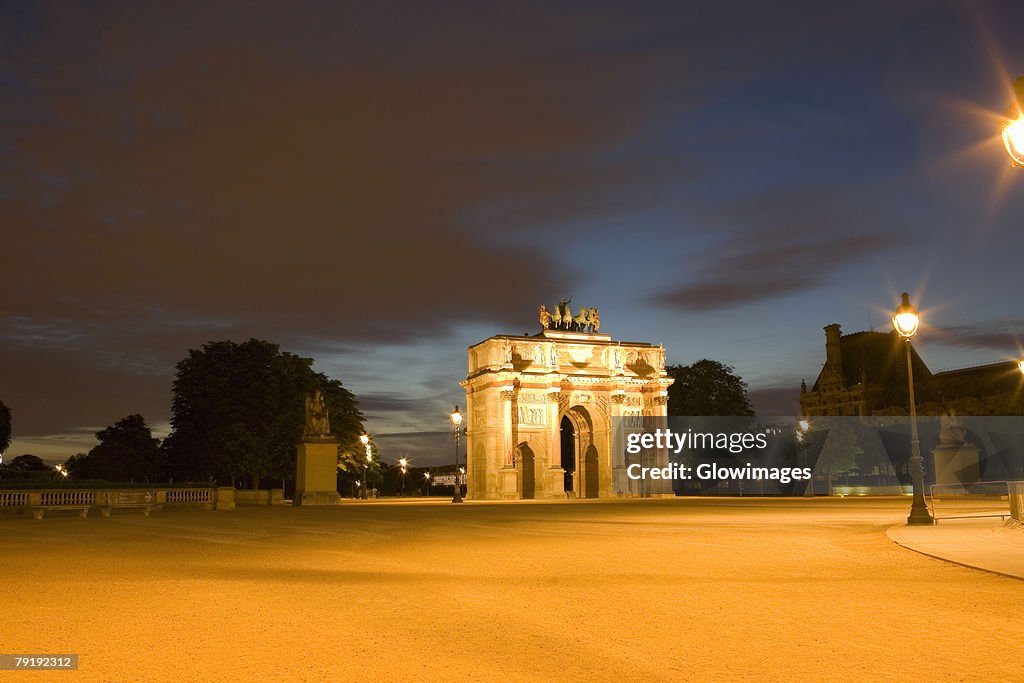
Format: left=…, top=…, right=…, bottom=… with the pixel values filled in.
left=295, top=439, right=341, bottom=506
left=543, top=467, right=568, bottom=499
left=500, top=466, right=518, bottom=500
left=933, top=443, right=980, bottom=488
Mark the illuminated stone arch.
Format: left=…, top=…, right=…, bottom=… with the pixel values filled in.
left=461, top=322, right=673, bottom=500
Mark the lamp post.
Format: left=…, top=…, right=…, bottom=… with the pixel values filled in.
left=796, top=419, right=813, bottom=497
left=424, top=471, right=431, bottom=497
left=1001, top=77, right=1024, bottom=167
left=399, top=457, right=408, bottom=497
left=892, top=292, right=933, bottom=525
left=359, top=434, right=371, bottom=500
left=450, top=405, right=464, bottom=503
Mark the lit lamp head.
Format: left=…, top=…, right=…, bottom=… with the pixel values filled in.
left=1018, top=358, right=1024, bottom=376
left=1003, top=77, right=1024, bottom=167
left=892, top=292, right=920, bottom=339
left=450, top=405, right=463, bottom=427
left=359, top=434, right=369, bottom=446
left=1003, top=117, right=1024, bottom=166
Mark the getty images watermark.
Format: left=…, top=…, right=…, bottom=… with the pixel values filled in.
left=624, top=427, right=812, bottom=484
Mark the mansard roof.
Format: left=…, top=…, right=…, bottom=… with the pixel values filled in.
left=811, top=329, right=930, bottom=392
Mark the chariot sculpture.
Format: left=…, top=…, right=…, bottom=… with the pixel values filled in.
left=539, top=298, right=600, bottom=333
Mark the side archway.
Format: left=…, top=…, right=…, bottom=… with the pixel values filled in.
left=516, top=442, right=536, bottom=499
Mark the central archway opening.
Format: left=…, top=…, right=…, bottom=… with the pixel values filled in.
left=518, top=442, right=535, bottom=500
left=560, top=415, right=575, bottom=493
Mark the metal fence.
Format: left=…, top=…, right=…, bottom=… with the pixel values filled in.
left=928, top=481, right=1011, bottom=523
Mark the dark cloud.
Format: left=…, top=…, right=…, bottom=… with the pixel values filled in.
left=1, top=0, right=1013, bottom=454
left=371, top=430, right=453, bottom=466
left=0, top=345, right=169, bottom=436
left=931, top=321, right=1024, bottom=354
left=652, top=188, right=904, bottom=311
left=357, top=393, right=422, bottom=413
left=748, top=386, right=801, bottom=417
left=3, top=3, right=701, bottom=438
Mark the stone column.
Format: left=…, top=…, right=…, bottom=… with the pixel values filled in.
left=499, top=388, right=518, bottom=500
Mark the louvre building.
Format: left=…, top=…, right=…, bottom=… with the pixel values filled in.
left=800, top=324, right=1024, bottom=418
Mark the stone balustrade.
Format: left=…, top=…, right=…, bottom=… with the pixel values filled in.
left=0, top=487, right=237, bottom=517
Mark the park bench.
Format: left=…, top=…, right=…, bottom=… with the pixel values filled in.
left=31, top=505, right=90, bottom=520
left=96, top=491, right=161, bottom=517
left=934, top=511, right=1010, bottom=524
left=98, top=502, right=162, bottom=517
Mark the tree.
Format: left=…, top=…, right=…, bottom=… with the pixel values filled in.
left=667, top=360, right=755, bottom=417
left=165, top=339, right=364, bottom=488
left=813, top=419, right=864, bottom=493
left=9, top=454, right=49, bottom=471
left=0, top=400, right=11, bottom=455
left=66, top=414, right=165, bottom=482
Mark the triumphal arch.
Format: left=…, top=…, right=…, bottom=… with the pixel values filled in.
left=460, top=300, right=674, bottom=500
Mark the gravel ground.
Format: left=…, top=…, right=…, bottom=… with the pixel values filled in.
left=2, top=497, right=1022, bottom=682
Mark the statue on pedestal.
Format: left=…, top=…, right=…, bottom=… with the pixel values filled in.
left=303, top=389, right=331, bottom=439
left=938, top=410, right=966, bottom=446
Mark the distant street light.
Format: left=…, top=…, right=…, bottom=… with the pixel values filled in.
left=424, top=471, right=431, bottom=497
left=360, top=434, right=372, bottom=500
left=399, top=457, right=408, bottom=497
left=892, top=293, right=933, bottom=525
left=1018, top=358, right=1024, bottom=376
left=450, top=406, right=464, bottom=503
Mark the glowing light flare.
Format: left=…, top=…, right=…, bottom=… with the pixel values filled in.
left=1003, top=117, right=1024, bottom=166
left=450, top=405, right=463, bottom=426
left=891, top=293, right=920, bottom=339
left=1018, top=358, right=1024, bottom=375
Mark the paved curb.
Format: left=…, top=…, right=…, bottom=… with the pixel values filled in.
left=886, top=522, right=1024, bottom=581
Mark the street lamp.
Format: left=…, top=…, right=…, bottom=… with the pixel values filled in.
left=450, top=405, right=464, bottom=503
left=360, top=434, right=371, bottom=500
left=399, top=457, right=408, bottom=497
left=1001, top=77, right=1024, bottom=167
left=424, top=471, right=431, bottom=496
left=892, top=293, right=933, bottom=525
left=796, top=419, right=814, bottom=497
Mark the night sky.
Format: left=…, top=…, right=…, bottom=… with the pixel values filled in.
left=3, top=1, right=1023, bottom=465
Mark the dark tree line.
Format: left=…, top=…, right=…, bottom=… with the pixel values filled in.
left=61, top=339, right=364, bottom=487
left=0, top=399, right=11, bottom=455
left=666, top=359, right=754, bottom=417
left=66, top=414, right=164, bottom=482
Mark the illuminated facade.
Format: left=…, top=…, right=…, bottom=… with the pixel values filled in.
left=461, top=322, right=673, bottom=500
